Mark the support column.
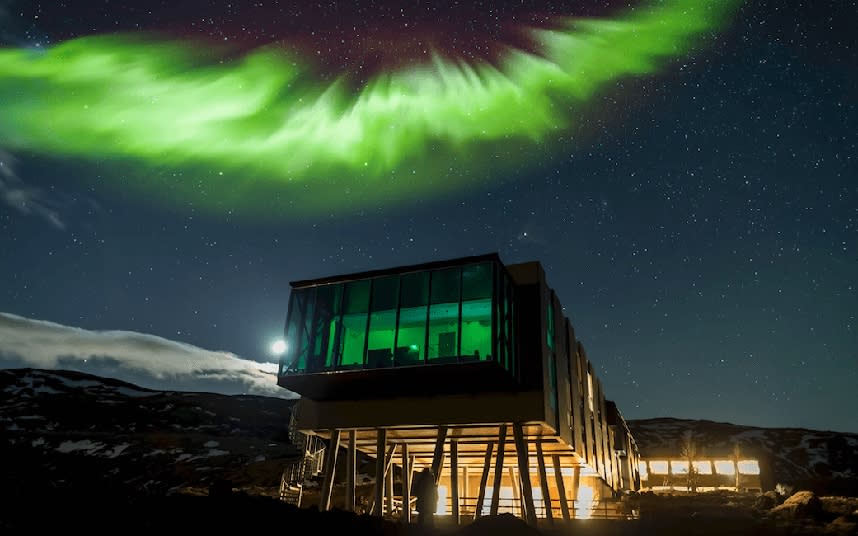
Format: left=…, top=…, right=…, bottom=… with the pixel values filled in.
left=431, top=425, right=449, bottom=485
left=346, top=430, right=356, bottom=512
left=536, top=442, right=554, bottom=524
left=320, top=429, right=341, bottom=512
left=462, top=466, right=469, bottom=517
left=571, top=467, right=581, bottom=519
left=386, top=457, right=394, bottom=516
left=490, top=424, right=507, bottom=516
left=571, top=466, right=581, bottom=496
left=552, top=455, right=570, bottom=521
left=373, top=429, right=387, bottom=516
left=401, top=443, right=411, bottom=524
left=475, top=442, right=494, bottom=520
left=451, top=440, right=460, bottom=524
left=509, top=467, right=522, bottom=516
left=513, top=422, right=537, bottom=526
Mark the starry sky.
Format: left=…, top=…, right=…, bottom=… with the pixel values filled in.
left=1, top=1, right=856, bottom=432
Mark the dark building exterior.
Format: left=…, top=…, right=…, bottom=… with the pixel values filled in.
left=278, top=253, right=640, bottom=524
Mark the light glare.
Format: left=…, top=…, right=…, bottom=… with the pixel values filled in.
left=271, top=339, right=287, bottom=355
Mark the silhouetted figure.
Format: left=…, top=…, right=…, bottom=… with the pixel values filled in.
left=412, top=467, right=437, bottom=528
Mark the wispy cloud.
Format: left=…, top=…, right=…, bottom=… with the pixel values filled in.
left=0, top=150, right=65, bottom=229
left=0, top=312, right=294, bottom=398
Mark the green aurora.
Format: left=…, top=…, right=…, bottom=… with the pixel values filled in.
left=0, top=0, right=740, bottom=216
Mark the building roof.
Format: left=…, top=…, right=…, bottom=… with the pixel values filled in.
left=289, top=252, right=505, bottom=289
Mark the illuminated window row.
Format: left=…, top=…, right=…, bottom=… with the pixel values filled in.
left=279, top=262, right=517, bottom=376
left=640, top=459, right=760, bottom=477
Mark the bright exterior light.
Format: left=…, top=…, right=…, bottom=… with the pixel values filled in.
left=270, top=339, right=287, bottom=355
left=638, top=461, right=648, bottom=479
left=670, top=460, right=689, bottom=474
left=693, top=460, right=713, bottom=474
left=714, top=460, right=735, bottom=475
left=649, top=461, right=669, bottom=474
left=737, top=460, right=760, bottom=475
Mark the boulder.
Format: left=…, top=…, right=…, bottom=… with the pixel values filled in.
left=770, top=490, right=823, bottom=519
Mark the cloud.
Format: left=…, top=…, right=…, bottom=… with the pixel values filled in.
left=0, top=149, right=65, bottom=229
left=0, top=311, right=295, bottom=398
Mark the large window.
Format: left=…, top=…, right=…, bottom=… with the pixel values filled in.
left=395, top=271, right=429, bottom=366
left=428, top=267, right=461, bottom=362
left=366, top=276, right=399, bottom=369
left=460, top=263, right=492, bottom=361
left=341, top=280, right=370, bottom=368
left=278, top=260, right=517, bottom=376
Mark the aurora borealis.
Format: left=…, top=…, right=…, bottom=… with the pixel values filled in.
left=0, top=0, right=739, bottom=215
left=2, top=0, right=856, bottom=433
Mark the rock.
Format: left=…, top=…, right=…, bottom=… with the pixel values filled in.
left=826, top=515, right=857, bottom=534
left=771, top=490, right=823, bottom=519
left=754, top=491, right=779, bottom=510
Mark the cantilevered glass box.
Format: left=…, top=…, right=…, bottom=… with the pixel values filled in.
left=278, top=254, right=519, bottom=399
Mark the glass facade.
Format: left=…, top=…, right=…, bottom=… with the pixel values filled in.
left=279, top=261, right=517, bottom=378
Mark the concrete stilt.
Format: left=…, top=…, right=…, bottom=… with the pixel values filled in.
left=512, top=422, right=537, bottom=526
left=451, top=440, right=460, bottom=524
left=431, top=425, right=448, bottom=485
left=536, top=442, right=554, bottom=524
left=320, top=429, right=341, bottom=512
left=475, top=441, right=494, bottom=520
left=401, top=443, right=411, bottom=523
left=552, top=455, right=570, bottom=521
left=346, top=430, right=356, bottom=512
left=373, top=429, right=387, bottom=515
left=490, top=424, right=507, bottom=516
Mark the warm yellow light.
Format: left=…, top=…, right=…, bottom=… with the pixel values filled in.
left=649, top=461, right=669, bottom=474
left=670, top=460, right=689, bottom=474
left=714, top=460, right=735, bottom=475
left=693, top=460, right=713, bottom=474
left=576, top=485, right=594, bottom=520
left=737, top=460, right=760, bottom=475
left=436, top=485, right=448, bottom=515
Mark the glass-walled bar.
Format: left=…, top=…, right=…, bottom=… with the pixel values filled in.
left=279, top=260, right=517, bottom=380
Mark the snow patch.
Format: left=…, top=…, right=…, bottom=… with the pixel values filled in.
left=57, top=440, right=104, bottom=454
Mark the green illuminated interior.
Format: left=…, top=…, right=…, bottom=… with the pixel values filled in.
left=0, top=0, right=740, bottom=216
left=280, top=261, right=511, bottom=375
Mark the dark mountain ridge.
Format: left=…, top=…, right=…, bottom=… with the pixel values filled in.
left=2, top=368, right=856, bottom=501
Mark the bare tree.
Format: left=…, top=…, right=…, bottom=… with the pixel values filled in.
left=680, top=430, right=699, bottom=493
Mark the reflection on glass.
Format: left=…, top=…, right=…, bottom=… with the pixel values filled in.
left=341, top=280, right=370, bottom=368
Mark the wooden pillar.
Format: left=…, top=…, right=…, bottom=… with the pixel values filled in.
left=552, top=455, right=570, bottom=521
left=490, top=424, right=507, bottom=516
left=513, top=422, right=537, bottom=526
left=451, top=440, right=460, bottom=524
left=431, top=425, right=448, bottom=485
left=462, top=466, right=470, bottom=516
left=536, top=442, right=554, bottom=524
left=571, top=467, right=581, bottom=519
left=386, top=456, right=394, bottom=516
left=509, top=467, right=522, bottom=516
left=401, top=443, right=411, bottom=523
left=373, top=429, right=387, bottom=515
left=571, top=466, right=581, bottom=497
left=320, top=429, right=341, bottom=512
left=346, top=430, right=356, bottom=512
left=475, top=442, right=494, bottom=520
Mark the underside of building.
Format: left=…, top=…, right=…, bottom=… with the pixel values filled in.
left=278, top=253, right=641, bottom=525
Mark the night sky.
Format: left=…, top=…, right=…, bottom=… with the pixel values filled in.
left=1, top=1, right=855, bottom=432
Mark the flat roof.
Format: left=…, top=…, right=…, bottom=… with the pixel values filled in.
left=290, top=252, right=505, bottom=289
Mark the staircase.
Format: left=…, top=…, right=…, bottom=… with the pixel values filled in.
left=279, top=400, right=326, bottom=507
